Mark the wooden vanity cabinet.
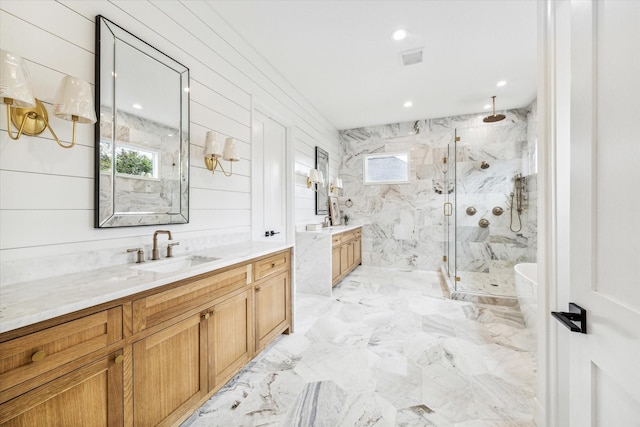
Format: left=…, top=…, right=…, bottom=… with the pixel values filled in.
left=0, top=248, right=291, bottom=427
left=0, top=307, right=124, bottom=426
left=254, top=252, right=291, bottom=352
left=331, top=227, right=362, bottom=286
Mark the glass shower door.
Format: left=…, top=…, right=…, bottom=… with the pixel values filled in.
left=442, top=132, right=457, bottom=284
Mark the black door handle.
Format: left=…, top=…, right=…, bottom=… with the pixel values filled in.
left=269, top=230, right=280, bottom=236
left=552, top=302, right=587, bottom=334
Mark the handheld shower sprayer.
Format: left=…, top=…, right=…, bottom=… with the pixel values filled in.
left=510, top=173, right=526, bottom=232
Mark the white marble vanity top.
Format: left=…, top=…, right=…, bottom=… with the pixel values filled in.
left=297, top=224, right=362, bottom=235
left=0, top=241, right=292, bottom=334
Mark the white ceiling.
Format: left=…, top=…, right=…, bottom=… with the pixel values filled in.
left=209, top=0, right=537, bottom=131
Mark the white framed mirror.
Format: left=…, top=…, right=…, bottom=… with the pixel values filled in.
left=95, top=16, right=190, bottom=228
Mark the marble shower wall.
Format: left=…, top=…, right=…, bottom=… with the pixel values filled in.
left=338, top=102, right=537, bottom=273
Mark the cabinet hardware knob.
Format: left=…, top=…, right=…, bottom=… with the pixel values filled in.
left=255, top=286, right=261, bottom=292
left=114, top=355, right=124, bottom=364
left=31, top=350, right=46, bottom=362
left=271, top=263, right=276, bottom=267
left=202, top=312, right=210, bottom=320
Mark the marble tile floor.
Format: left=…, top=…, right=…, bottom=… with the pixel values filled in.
left=183, top=266, right=536, bottom=427
left=454, top=270, right=517, bottom=298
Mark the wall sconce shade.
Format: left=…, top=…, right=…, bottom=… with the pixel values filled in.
left=307, top=168, right=324, bottom=192
left=223, top=137, right=239, bottom=162
left=330, top=177, right=343, bottom=193
left=203, top=132, right=239, bottom=176
left=203, top=131, right=223, bottom=157
left=1, top=50, right=95, bottom=148
left=53, top=76, right=97, bottom=124
left=0, top=49, right=35, bottom=108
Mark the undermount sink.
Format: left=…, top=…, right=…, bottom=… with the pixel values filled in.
left=131, top=255, right=221, bottom=273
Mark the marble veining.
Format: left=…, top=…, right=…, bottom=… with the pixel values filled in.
left=184, top=266, right=536, bottom=426
left=0, top=241, right=291, bottom=334
left=337, top=103, right=538, bottom=298
left=296, top=224, right=363, bottom=295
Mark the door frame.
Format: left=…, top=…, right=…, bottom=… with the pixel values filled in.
left=538, top=1, right=577, bottom=425
left=538, top=0, right=556, bottom=425
left=250, top=96, right=295, bottom=246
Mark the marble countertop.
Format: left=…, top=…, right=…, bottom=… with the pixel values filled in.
left=0, top=241, right=292, bottom=334
left=296, top=224, right=362, bottom=235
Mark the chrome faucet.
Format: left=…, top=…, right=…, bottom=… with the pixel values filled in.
left=322, top=216, right=331, bottom=228
left=152, top=230, right=173, bottom=260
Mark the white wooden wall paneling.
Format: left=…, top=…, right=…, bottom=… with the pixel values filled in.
left=190, top=167, right=251, bottom=194
left=189, top=189, right=250, bottom=210
left=0, top=11, right=93, bottom=83
left=189, top=80, right=250, bottom=125
left=1, top=1, right=95, bottom=52
left=0, top=132, right=93, bottom=177
left=190, top=103, right=250, bottom=143
left=0, top=171, right=93, bottom=210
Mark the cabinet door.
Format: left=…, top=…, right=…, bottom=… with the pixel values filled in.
left=255, top=271, right=290, bottom=352
left=347, top=242, right=355, bottom=269
left=332, top=246, right=341, bottom=284
left=340, top=244, right=349, bottom=275
left=0, top=351, right=124, bottom=426
left=0, top=307, right=122, bottom=399
left=133, top=314, right=207, bottom=427
left=208, top=289, right=253, bottom=390
left=354, top=237, right=362, bottom=265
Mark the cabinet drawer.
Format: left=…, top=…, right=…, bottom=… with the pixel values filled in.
left=133, top=264, right=251, bottom=333
left=355, top=228, right=362, bottom=237
left=254, top=251, right=289, bottom=281
left=332, top=235, right=342, bottom=247
left=340, top=231, right=356, bottom=243
left=0, top=307, right=122, bottom=394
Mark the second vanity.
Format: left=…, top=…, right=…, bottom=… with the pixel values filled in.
left=296, top=225, right=362, bottom=296
left=0, top=242, right=292, bottom=426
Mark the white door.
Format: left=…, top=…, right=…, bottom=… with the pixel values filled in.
left=550, top=1, right=640, bottom=425
left=252, top=109, right=287, bottom=242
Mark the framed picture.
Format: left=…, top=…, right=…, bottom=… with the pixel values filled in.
left=329, top=196, right=341, bottom=226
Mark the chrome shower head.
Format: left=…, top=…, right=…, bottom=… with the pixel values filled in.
left=483, top=96, right=506, bottom=123
left=480, top=161, right=490, bottom=169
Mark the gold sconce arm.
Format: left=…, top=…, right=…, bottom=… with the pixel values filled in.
left=7, top=99, right=77, bottom=149
left=204, top=155, right=233, bottom=177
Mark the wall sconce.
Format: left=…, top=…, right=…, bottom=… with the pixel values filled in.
left=306, top=168, right=324, bottom=192
left=330, top=177, right=343, bottom=194
left=1, top=49, right=96, bottom=149
left=203, top=131, right=239, bottom=176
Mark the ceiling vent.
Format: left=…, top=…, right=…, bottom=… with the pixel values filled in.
left=400, top=48, right=424, bottom=66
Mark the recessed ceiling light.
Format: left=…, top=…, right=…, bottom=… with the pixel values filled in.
left=497, top=80, right=507, bottom=87
left=483, top=104, right=491, bottom=109
left=404, top=100, right=413, bottom=108
left=132, top=103, right=142, bottom=109
left=392, top=29, right=407, bottom=41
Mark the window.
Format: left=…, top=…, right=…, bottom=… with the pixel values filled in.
left=100, top=140, right=160, bottom=179
left=363, top=152, right=409, bottom=184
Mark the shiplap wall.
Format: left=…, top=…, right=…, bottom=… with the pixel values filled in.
left=0, top=0, right=339, bottom=282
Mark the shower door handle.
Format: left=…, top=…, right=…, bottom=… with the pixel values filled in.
left=444, top=202, right=453, bottom=217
